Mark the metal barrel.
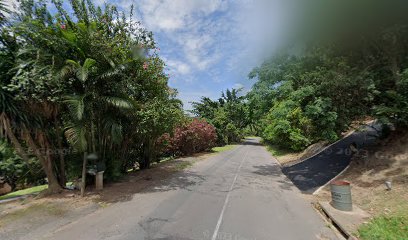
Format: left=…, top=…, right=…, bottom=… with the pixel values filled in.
left=330, top=180, right=353, bottom=211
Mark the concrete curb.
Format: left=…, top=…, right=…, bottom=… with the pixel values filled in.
left=318, top=201, right=370, bottom=240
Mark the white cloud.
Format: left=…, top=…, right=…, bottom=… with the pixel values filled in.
left=110, top=0, right=293, bottom=108
left=137, top=0, right=227, bottom=31
left=233, top=83, right=244, bottom=90
left=133, top=0, right=231, bottom=79
left=180, top=34, right=215, bottom=70
left=177, top=64, right=191, bottom=75
left=164, top=58, right=191, bottom=75
left=2, top=0, right=296, bottom=110
left=177, top=89, right=219, bottom=110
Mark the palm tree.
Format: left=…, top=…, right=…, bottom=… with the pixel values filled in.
left=62, top=58, right=134, bottom=196
left=0, top=37, right=64, bottom=193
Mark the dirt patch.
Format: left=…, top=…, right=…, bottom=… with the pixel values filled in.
left=95, top=153, right=211, bottom=203
left=315, top=130, right=408, bottom=217
left=0, top=193, right=100, bottom=240
left=271, top=141, right=329, bottom=165
left=341, top=117, right=377, bottom=138
left=273, top=152, right=303, bottom=165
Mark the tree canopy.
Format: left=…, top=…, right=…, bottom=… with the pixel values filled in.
left=0, top=0, right=188, bottom=193
left=245, top=5, right=408, bottom=150
left=191, top=88, right=251, bottom=145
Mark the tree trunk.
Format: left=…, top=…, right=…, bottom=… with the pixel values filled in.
left=1, top=115, right=31, bottom=164
left=25, top=132, right=62, bottom=193
left=81, top=152, right=88, bottom=197
left=55, top=125, right=66, bottom=187
left=140, top=140, right=153, bottom=169
left=7, top=178, right=17, bottom=191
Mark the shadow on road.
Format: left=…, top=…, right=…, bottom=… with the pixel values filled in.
left=97, top=160, right=205, bottom=203
left=241, top=139, right=264, bottom=147
left=252, top=164, right=294, bottom=191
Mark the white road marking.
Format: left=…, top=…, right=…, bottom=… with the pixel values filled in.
left=211, top=148, right=249, bottom=240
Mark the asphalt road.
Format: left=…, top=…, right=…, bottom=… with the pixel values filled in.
left=43, top=138, right=338, bottom=240
left=282, top=123, right=381, bottom=194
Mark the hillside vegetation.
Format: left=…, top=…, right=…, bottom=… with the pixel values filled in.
left=316, top=130, right=408, bottom=239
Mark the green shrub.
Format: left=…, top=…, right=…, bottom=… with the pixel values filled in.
left=375, top=69, right=408, bottom=127
left=0, top=140, right=44, bottom=190
left=262, top=100, right=312, bottom=151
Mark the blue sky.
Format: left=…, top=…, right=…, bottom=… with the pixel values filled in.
left=6, top=0, right=292, bottom=109
left=125, top=0, right=293, bottom=109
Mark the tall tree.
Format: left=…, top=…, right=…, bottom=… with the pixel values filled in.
left=0, top=0, right=182, bottom=194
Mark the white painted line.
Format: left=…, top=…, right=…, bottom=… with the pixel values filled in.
left=211, top=148, right=249, bottom=240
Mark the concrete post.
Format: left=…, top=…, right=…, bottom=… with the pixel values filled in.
left=95, top=171, right=104, bottom=190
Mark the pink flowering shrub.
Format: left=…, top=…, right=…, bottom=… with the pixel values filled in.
left=157, top=119, right=217, bottom=156
left=143, top=62, right=148, bottom=69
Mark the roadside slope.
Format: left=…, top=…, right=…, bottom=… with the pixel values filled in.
left=282, top=123, right=381, bottom=194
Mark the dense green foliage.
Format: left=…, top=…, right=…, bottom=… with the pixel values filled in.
left=192, top=24, right=408, bottom=152
left=2, top=0, right=408, bottom=194
left=246, top=25, right=408, bottom=150
left=0, top=0, right=210, bottom=193
left=0, top=140, right=44, bottom=190
left=191, top=89, right=250, bottom=145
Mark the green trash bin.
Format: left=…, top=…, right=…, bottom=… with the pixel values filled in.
left=330, top=180, right=352, bottom=211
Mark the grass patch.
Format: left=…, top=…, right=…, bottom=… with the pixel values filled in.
left=262, top=140, right=302, bottom=165
left=212, top=145, right=237, bottom=153
left=265, top=143, right=296, bottom=157
left=173, top=161, right=193, bottom=171
left=245, top=136, right=258, bottom=139
left=158, top=156, right=175, bottom=163
left=0, top=202, right=67, bottom=226
left=0, top=184, right=48, bottom=201
left=358, top=214, right=408, bottom=240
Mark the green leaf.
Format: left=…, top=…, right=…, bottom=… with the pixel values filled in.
left=103, top=96, right=134, bottom=109
left=64, top=95, right=85, bottom=120
left=65, top=124, right=87, bottom=152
